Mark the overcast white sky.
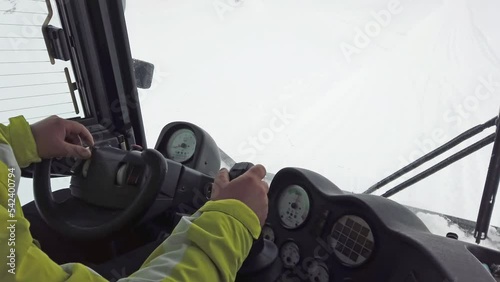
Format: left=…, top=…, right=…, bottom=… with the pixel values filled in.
left=2, top=0, right=500, bottom=247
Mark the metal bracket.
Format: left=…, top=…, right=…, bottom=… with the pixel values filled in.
left=42, top=0, right=71, bottom=62
left=44, top=25, right=71, bottom=62
left=42, top=0, right=55, bottom=64
left=64, top=67, right=80, bottom=115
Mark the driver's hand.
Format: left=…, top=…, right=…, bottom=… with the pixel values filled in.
left=31, top=115, right=94, bottom=159
left=211, top=165, right=269, bottom=226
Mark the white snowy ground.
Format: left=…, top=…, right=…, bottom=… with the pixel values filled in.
left=2, top=0, right=500, bottom=248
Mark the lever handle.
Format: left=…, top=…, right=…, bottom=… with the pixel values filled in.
left=229, top=162, right=278, bottom=276
left=228, top=162, right=254, bottom=180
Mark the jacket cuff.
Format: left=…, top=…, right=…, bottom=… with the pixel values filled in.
left=8, top=116, right=41, bottom=168
left=200, top=199, right=261, bottom=240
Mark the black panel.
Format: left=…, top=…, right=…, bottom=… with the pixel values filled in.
left=263, top=167, right=498, bottom=282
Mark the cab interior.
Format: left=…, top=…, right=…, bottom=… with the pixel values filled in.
left=2, top=0, right=500, bottom=281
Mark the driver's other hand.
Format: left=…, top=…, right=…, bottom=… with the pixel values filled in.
left=31, top=115, right=94, bottom=159
left=211, top=165, right=269, bottom=227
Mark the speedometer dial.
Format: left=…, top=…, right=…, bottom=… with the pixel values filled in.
left=278, top=185, right=310, bottom=229
left=166, top=128, right=197, bottom=163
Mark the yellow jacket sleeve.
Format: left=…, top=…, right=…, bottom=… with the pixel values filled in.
left=0, top=116, right=260, bottom=282
left=127, top=200, right=261, bottom=282
left=0, top=116, right=40, bottom=168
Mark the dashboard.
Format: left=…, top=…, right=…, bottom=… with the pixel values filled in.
left=258, top=167, right=500, bottom=282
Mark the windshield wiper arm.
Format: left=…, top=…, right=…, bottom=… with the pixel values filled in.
left=364, top=117, right=498, bottom=195
left=381, top=133, right=495, bottom=198
left=475, top=110, right=500, bottom=244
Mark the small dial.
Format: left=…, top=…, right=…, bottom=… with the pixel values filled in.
left=166, top=128, right=197, bottom=163
left=307, top=260, right=329, bottom=282
left=280, top=241, right=301, bottom=268
left=262, top=225, right=275, bottom=242
left=278, top=185, right=310, bottom=229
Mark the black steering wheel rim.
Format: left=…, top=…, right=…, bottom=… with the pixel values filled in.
left=33, top=149, right=167, bottom=241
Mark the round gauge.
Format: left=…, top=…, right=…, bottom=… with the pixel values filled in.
left=280, top=241, right=300, bottom=268
left=278, top=185, right=311, bottom=229
left=329, top=215, right=374, bottom=267
left=307, top=260, right=329, bottom=282
left=166, top=128, right=197, bottom=163
left=262, top=225, right=275, bottom=242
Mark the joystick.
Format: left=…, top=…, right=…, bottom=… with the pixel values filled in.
left=229, top=163, right=279, bottom=280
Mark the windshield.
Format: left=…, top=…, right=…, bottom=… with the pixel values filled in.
left=124, top=1, right=500, bottom=246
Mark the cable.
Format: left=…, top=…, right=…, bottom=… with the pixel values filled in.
left=381, top=133, right=496, bottom=198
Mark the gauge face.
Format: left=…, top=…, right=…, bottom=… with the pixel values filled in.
left=278, top=185, right=310, bottom=229
left=280, top=241, right=301, bottom=268
left=307, top=261, right=329, bottom=282
left=166, top=128, right=197, bottom=163
left=329, top=215, right=374, bottom=267
left=262, top=225, right=275, bottom=242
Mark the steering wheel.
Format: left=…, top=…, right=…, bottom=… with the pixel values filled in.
left=33, top=147, right=166, bottom=241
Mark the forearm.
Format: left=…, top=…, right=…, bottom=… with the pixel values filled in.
left=0, top=116, right=40, bottom=168
left=128, top=200, right=261, bottom=282
left=0, top=135, right=104, bottom=281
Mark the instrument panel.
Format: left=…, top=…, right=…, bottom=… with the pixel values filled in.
left=255, top=167, right=499, bottom=282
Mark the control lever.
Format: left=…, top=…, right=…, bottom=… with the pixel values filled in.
left=229, top=163, right=279, bottom=279
left=228, top=162, right=255, bottom=180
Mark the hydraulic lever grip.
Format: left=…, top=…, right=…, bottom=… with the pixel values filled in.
left=231, top=161, right=279, bottom=278
left=206, top=162, right=254, bottom=200
left=228, top=162, right=254, bottom=180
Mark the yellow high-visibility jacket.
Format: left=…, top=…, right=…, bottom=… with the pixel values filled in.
left=0, top=116, right=260, bottom=282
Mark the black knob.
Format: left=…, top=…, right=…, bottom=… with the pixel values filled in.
left=446, top=232, right=459, bottom=240
left=229, top=162, right=254, bottom=180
